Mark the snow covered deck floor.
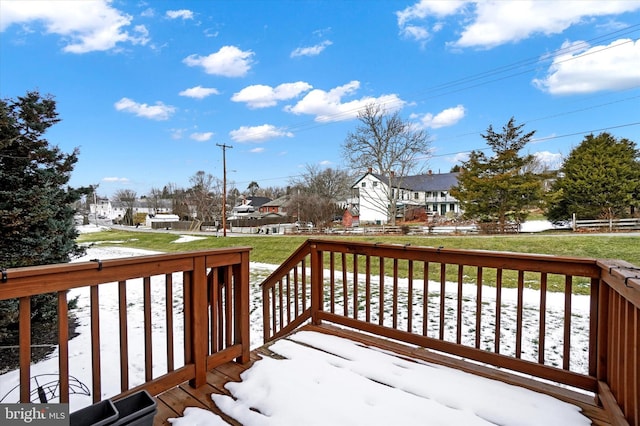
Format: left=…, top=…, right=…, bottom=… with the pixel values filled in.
left=153, top=324, right=611, bottom=426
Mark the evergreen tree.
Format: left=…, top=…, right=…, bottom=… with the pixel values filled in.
left=450, top=117, right=542, bottom=233
left=0, top=91, right=88, bottom=345
left=546, top=133, right=640, bottom=222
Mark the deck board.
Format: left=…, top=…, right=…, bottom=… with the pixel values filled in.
left=153, top=324, right=611, bottom=425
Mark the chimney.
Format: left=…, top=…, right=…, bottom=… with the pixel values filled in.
left=367, top=167, right=372, bottom=174
left=390, top=170, right=395, bottom=177
left=428, top=170, right=432, bottom=175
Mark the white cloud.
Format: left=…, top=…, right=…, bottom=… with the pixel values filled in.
left=0, top=0, right=149, bottom=53
left=414, top=105, right=465, bottom=129
left=114, top=97, right=176, bottom=120
left=102, top=177, right=130, bottom=183
left=454, top=1, right=640, bottom=49
left=319, top=160, right=332, bottom=166
left=179, top=86, right=220, bottom=99
left=232, top=82, right=312, bottom=108
left=534, top=151, right=564, bottom=170
left=533, top=38, right=640, bottom=94
left=140, top=8, right=155, bottom=18
left=229, top=124, right=294, bottom=142
left=395, top=1, right=640, bottom=48
left=250, top=147, right=265, bottom=153
left=183, top=46, right=254, bottom=77
left=291, top=40, right=333, bottom=57
left=166, top=9, right=194, bottom=20
left=451, top=152, right=470, bottom=164
left=396, top=0, right=467, bottom=41
left=285, top=81, right=405, bottom=122
left=190, top=132, right=214, bottom=142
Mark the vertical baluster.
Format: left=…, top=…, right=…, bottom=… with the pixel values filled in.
left=210, top=268, right=219, bottom=353
left=353, top=254, right=358, bottom=321
left=90, top=286, right=101, bottom=402
left=365, top=255, right=371, bottom=323
left=423, top=261, right=429, bottom=337
left=495, top=268, right=503, bottom=354
left=217, top=269, right=225, bottom=350
left=293, top=272, right=298, bottom=318
left=516, top=271, right=524, bottom=358
left=278, top=278, right=284, bottom=330
left=118, top=280, right=129, bottom=390
left=538, top=273, right=548, bottom=364
left=379, top=257, right=385, bottom=326
left=165, top=273, right=174, bottom=372
left=286, top=273, right=291, bottom=325
left=262, top=280, right=271, bottom=342
left=475, top=267, right=483, bottom=349
left=439, top=263, right=446, bottom=340
left=456, top=265, right=463, bottom=344
left=225, top=266, right=233, bottom=348
left=183, top=271, right=192, bottom=365
left=407, top=260, right=413, bottom=333
left=19, top=297, right=30, bottom=403
left=588, top=277, right=599, bottom=378
left=57, top=292, right=69, bottom=403
left=301, top=258, right=307, bottom=311
left=563, top=275, right=573, bottom=370
left=329, top=252, right=335, bottom=314
left=271, top=286, right=277, bottom=335
left=143, top=276, right=152, bottom=382
left=342, top=252, right=348, bottom=317
left=392, top=259, right=399, bottom=329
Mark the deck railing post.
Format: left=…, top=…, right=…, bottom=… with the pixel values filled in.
left=234, top=251, right=251, bottom=364
left=189, top=255, right=208, bottom=388
left=310, top=243, right=323, bottom=325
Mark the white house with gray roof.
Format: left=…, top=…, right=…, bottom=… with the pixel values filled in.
left=352, top=170, right=461, bottom=224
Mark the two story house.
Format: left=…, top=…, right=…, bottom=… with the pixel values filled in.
left=352, top=169, right=461, bottom=225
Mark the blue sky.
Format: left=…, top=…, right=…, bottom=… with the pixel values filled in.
left=1, top=0, right=639, bottom=198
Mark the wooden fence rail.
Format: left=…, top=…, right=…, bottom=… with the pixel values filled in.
left=0, top=248, right=251, bottom=410
left=261, top=239, right=640, bottom=426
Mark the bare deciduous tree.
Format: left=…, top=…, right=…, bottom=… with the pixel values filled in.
left=342, top=103, right=430, bottom=224
left=188, top=170, right=222, bottom=222
left=113, top=189, right=137, bottom=225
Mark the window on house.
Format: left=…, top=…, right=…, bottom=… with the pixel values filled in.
left=441, top=192, right=447, bottom=198
left=450, top=203, right=455, bottom=211
left=414, top=192, right=419, bottom=199
left=372, top=181, right=378, bottom=187
left=361, top=182, right=366, bottom=187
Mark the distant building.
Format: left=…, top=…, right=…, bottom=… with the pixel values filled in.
left=352, top=169, right=461, bottom=225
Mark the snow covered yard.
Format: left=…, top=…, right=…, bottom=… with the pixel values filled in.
left=0, top=242, right=593, bottom=425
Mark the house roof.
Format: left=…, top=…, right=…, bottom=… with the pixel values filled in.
left=245, top=196, right=272, bottom=208
left=355, top=172, right=459, bottom=192
left=260, top=195, right=290, bottom=208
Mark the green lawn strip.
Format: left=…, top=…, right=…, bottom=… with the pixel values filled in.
left=78, top=230, right=639, bottom=295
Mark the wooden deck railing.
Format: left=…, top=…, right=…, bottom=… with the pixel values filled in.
left=261, top=239, right=639, bottom=426
left=0, top=248, right=251, bottom=407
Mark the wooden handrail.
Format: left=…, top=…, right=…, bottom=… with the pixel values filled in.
left=0, top=248, right=251, bottom=408
left=261, top=239, right=639, bottom=425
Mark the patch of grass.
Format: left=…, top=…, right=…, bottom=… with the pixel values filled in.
left=78, top=230, right=640, bottom=266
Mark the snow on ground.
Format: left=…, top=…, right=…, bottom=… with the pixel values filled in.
left=171, top=235, right=207, bottom=243
left=76, top=224, right=110, bottom=234
left=0, top=245, right=592, bottom=425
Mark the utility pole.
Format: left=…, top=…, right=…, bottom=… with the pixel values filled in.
left=217, top=143, right=233, bottom=236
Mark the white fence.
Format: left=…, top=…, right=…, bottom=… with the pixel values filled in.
left=573, top=216, right=640, bottom=231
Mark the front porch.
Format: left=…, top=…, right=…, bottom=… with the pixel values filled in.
left=0, top=240, right=638, bottom=425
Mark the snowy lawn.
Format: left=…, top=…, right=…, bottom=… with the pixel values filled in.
left=0, top=243, right=592, bottom=425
